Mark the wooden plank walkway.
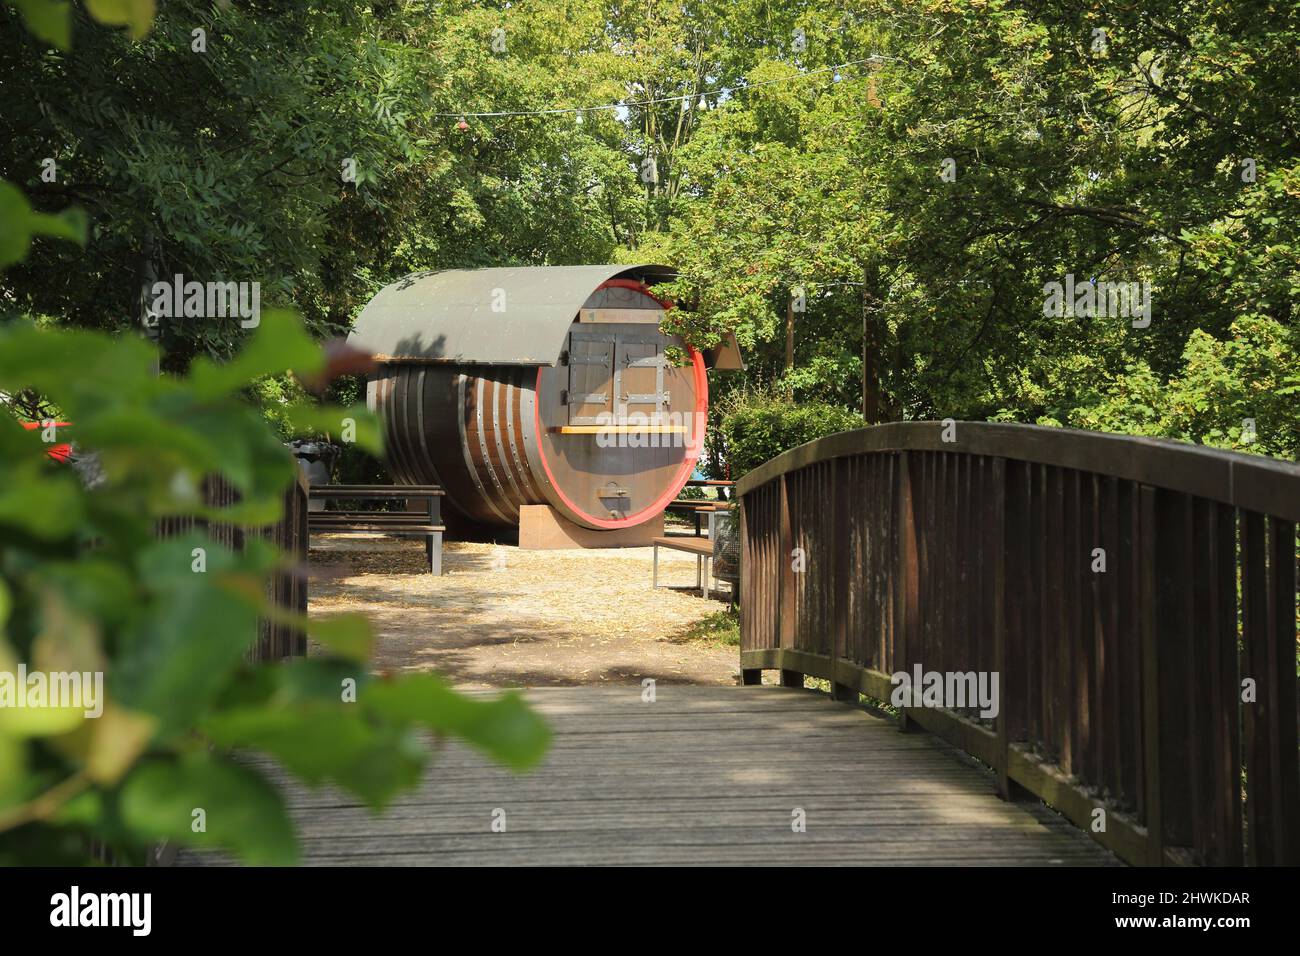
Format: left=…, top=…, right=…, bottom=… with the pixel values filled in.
left=181, top=686, right=1116, bottom=866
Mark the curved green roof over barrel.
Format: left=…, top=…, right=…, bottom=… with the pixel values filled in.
left=348, top=264, right=675, bottom=366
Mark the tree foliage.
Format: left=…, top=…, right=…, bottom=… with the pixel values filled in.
left=4, top=2, right=1297, bottom=462
left=647, top=0, right=1299, bottom=459
left=0, top=0, right=642, bottom=368
left=718, top=385, right=865, bottom=477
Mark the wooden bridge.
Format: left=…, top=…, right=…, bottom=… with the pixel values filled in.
left=736, top=422, right=1299, bottom=867
left=184, top=685, right=1112, bottom=866
left=184, top=421, right=1297, bottom=867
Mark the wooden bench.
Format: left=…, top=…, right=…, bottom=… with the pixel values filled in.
left=307, top=484, right=445, bottom=574
left=651, top=535, right=719, bottom=599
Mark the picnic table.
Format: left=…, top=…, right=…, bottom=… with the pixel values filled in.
left=307, top=484, right=445, bottom=574
left=664, top=479, right=734, bottom=536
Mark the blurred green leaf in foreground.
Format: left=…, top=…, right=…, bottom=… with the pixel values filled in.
left=0, top=315, right=550, bottom=865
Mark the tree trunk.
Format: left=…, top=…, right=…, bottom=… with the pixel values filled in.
left=784, top=293, right=795, bottom=399
left=137, top=229, right=162, bottom=377
left=784, top=295, right=795, bottom=373
left=861, top=270, right=881, bottom=423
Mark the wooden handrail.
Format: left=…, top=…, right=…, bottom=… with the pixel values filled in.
left=737, top=421, right=1300, bottom=866
left=736, top=421, right=1300, bottom=522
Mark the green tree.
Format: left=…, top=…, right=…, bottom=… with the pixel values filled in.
left=1, top=0, right=643, bottom=366
left=642, top=0, right=1299, bottom=459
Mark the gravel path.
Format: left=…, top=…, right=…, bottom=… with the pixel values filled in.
left=308, top=535, right=739, bottom=688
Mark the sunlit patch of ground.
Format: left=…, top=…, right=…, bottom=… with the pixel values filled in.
left=308, top=534, right=739, bottom=688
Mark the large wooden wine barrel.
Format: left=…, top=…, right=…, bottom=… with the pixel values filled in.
left=350, top=265, right=739, bottom=530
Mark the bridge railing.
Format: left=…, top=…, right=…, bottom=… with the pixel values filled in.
left=736, top=422, right=1299, bottom=866
left=157, top=470, right=309, bottom=662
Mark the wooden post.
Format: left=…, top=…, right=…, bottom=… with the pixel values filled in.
left=896, top=451, right=920, bottom=732
left=992, top=458, right=1030, bottom=800
left=778, top=473, right=795, bottom=653
left=831, top=458, right=856, bottom=703
left=1139, top=485, right=1164, bottom=865
left=1142, top=488, right=1199, bottom=861
left=290, top=473, right=308, bottom=657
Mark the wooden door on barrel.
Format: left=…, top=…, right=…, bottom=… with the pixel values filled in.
left=567, top=331, right=615, bottom=426
left=615, top=334, right=667, bottom=423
